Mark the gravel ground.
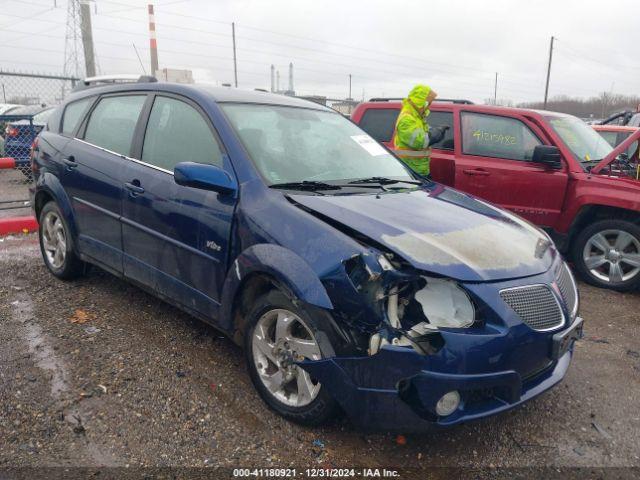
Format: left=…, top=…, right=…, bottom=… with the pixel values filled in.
left=1, top=234, right=639, bottom=478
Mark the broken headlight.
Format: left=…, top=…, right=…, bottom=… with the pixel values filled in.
left=414, top=277, right=475, bottom=329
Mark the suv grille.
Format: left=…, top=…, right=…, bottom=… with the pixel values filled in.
left=556, top=262, right=578, bottom=318
left=500, top=285, right=564, bottom=331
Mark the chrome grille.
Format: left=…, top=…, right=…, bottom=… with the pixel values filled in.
left=556, top=262, right=578, bottom=318
left=500, top=285, right=564, bottom=331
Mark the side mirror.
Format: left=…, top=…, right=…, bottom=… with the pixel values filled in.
left=174, top=162, right=237, bottom=194
left=532, top=145, right=562, bottom=169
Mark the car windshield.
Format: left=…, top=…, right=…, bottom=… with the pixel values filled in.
left=33, top=108, right=53, bottom=123
left=546, top=114, right=613, bottom=164
left=221, top=103, right=414, bottom=186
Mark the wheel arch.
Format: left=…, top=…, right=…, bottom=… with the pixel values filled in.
left=218, top=244, right=334, bottom=344
left=34, top=173, right=79, bottom=240
left=568, top=204, right=640, bottom=250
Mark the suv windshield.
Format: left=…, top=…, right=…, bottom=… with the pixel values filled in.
left=546, top=114, right=613, bottom=164
left=222, top=104, right=414, bottom=186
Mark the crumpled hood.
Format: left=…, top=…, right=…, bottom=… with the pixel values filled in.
left=290, top=185, right=556, bottom=282
left=592, top=128, right=640, bottom=174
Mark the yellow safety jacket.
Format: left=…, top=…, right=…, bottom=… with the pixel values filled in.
left=392, top=85, right=433, bottom=176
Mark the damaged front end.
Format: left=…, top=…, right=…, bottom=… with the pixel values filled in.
left=335, top=248, right=475, bottom=358
left=302, top=248, right=580, bottom=432
left=342, top=252, right=444, bottom=356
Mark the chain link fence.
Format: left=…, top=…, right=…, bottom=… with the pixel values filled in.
left=0, top=71, right=78, bottom=220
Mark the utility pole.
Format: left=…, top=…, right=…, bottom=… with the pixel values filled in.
left=348, top=74, right=352, bottom=100
left=232, top=22, right=238, bottom=87
left=493, top=72, right=498, bottom=105
left=543, top=36, right=555, bottom=109
left=148, top=4, right=159, bottom=76
left=79, top=1, right=96, bottom=77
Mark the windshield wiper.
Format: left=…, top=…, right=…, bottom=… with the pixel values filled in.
left=348, top=176, right=424, bottom=186
left=269, top=181, right=342, bottom=191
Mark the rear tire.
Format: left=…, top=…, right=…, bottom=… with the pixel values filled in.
left=244, top=290, right=340, bottom=426
left=38, top=201, right=87, bottom=280
left=571, top=218, right=640, bottom=291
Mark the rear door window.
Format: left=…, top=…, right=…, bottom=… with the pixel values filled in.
left=358, top=108, right=399, bottom=143
left=84, top=95, right=147, bottom=157
left=141, top=96, right=223, bottom=171
left=427, top=111, right=454, bottom=150
left=62, top=98, right=92, bottom=136
left=461, top=112, right=541, bottom=161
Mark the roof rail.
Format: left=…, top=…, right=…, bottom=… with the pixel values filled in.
left=73, top=74, right=158, bottom=91
left=436, top=98, right=474, bottom=104
left=369, top=97, right=474, bottom=105
left=598, top=110, right=633, bottom=126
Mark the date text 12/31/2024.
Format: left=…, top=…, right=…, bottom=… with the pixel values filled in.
left=232, top=468, right=400, bottom=478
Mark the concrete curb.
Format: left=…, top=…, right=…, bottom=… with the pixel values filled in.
left=0, top=216, right=38, bottom=236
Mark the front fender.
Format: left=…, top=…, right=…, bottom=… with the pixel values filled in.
left=218, top=243, right=334, bottom=332
left=557, top=175, right=640, bottom=233
left=34, top=172, right=79, bottom=240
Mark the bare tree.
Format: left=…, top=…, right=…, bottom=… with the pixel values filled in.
left=518, top=93, right=640, bottom=119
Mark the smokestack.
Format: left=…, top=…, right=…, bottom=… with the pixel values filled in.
left=148, top=4, right=159, bottom=76
left=79, top=0, right=96, bottom=77
left=288, top=62, right=294, bottom=93
left=276, top=70, right=280, bottom=92
left=270, top=64, right=275, bottom=93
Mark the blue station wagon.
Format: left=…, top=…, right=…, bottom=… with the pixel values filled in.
left=30, top=77, right=583, bottom=431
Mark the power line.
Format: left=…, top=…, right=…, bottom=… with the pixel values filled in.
left=558, top=42, right=640, bottom=72
left=0, top=6, right=548, bottom=93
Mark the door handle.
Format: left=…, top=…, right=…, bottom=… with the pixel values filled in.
left=124, top=181, right=145, bottom=196
left=62, top=155, right=77, bottom=169
left=462, top=168, right=490, bottom=176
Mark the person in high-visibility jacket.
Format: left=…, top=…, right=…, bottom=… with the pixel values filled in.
left=393, top=85, right=448, bottom=176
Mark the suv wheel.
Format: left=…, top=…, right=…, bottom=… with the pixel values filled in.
left=572, top=219, right=640, bottom=291
left=38, top=201, right=86, bottom=280
left=244, top=290, right=339, bottom=426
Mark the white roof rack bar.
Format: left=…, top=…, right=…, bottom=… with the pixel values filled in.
left=74, top=74, right=158, bottom=91
left=82, top=74, right=145, bottom=84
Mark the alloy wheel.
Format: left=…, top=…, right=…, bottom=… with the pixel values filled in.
left=251, top=308, right=322, bottom=407
left=582, top=229, right=640, bottom=283
left=41, top=210, right=67, bottom=269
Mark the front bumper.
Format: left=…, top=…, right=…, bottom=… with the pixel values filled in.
left=301, top=316, right=582, bottom=432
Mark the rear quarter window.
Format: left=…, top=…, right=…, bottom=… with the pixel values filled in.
left=358, top=108, right=399, bottom=143
left=62, top=98, right=93, bottom=136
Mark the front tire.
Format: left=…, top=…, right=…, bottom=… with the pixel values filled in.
left=572, top=218, right=640, bottom=291
left=38, top=201, right=86, bottom=280
left=244, top=290, right=340, bottom=426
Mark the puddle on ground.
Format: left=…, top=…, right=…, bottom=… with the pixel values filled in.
left=11, top=292, right=69, bottom=398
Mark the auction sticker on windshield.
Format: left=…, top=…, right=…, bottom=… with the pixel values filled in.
left=351, top=134, right=388, bottom=156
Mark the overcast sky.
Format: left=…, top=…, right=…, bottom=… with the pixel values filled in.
left=1, top=0, right=639, bottom=103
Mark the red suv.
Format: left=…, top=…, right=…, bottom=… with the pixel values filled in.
left=352, top=99, right=640, bottom=291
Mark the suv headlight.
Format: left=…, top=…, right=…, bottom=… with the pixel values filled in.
left=414, top=277, right=475, bottom=328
